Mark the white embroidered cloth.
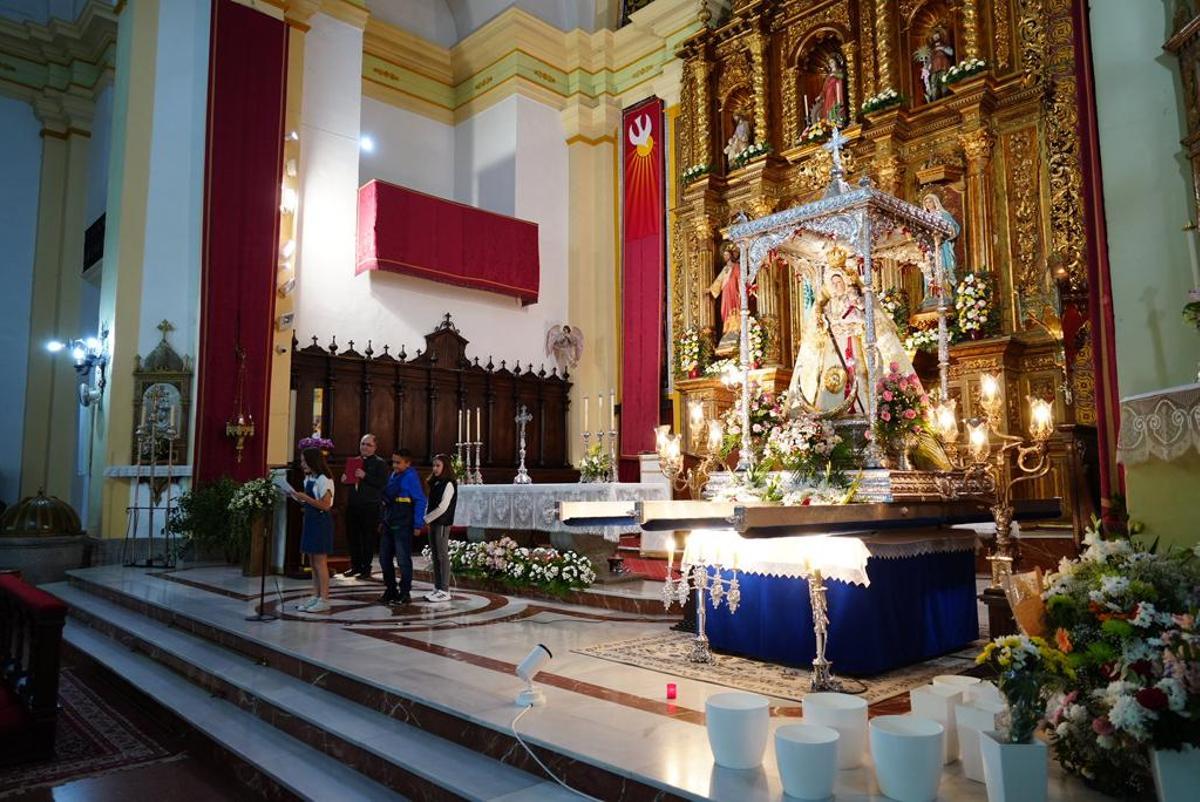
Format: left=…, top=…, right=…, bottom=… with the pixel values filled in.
left=457, top=482, right=669, bottom=542
left=1117, top=383, right=1200, bottom=465
left=680, top=528, right=980, bottom=586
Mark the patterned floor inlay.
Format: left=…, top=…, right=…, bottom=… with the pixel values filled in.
left=574, top=631, right=981, bottom=704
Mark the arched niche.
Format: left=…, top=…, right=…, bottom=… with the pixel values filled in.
left=795, top=31, right=849, bottom=130
left=904, top=0, right=962, bottom=107
left=719, top=85, right=755, bottom=172
left=778, top=22, right=857, bottom=147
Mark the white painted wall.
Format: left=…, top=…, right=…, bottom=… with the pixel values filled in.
left=0, top=96, right=42, bottom=505
left=295, top=93, right=571, bottom=369
left=368, top=0, right=457, bottom=47
left=84, top=83, right=113, bottom=229
left=359, top=97, right=453, bottom=196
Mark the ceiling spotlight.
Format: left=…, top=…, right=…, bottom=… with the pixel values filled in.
left=360, top=134, right=375, bottom=154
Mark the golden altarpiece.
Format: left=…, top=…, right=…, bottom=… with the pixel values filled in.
left=668, top=0, right=1098, bottom=533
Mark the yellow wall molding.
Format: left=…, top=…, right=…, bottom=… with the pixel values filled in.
left=565, top=133, right=616, bottom=146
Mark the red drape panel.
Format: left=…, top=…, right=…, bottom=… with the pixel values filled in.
left=194, top=0, right=287, bottom=482
left=357, top=180, right=540, bottom=305
left=619, top=98, right=666, bottom=469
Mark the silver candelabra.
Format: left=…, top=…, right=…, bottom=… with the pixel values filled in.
left=513, top=405, right=533, bottom=484
left=123, top=386, right=179, bottom=569
left=661, top=555, right=741, bottom=664
left=455, top=439, right=485, bottom=484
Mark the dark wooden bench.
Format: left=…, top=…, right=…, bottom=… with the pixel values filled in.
left=0, top=574, right=67, bottom=765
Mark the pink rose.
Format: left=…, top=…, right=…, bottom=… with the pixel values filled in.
left=883, top=390, right=894, bottom=402
left=881, top=411, right=892, bottom=422
left=903, top=409, right=917, bottom=420
left=889, top=362, right=900, bottom=373
left=1092, top=717, right=1114, bottom=736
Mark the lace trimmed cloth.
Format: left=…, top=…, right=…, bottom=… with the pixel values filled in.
left=1116, top=383, right=1200, bottom=466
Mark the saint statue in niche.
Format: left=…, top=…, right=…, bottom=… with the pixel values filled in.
left=789, top=248, right=920, bottom=416
left=920, top=193, right=961, bottom=305
left=914, top=25, right=955, bottom=102
left=724, top=115, right=751, bottom=166
left=817, top=54, right=847, bottom=126
left=710, top=246, right=741, bottom=338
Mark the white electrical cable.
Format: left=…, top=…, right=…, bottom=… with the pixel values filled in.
left=510, top=706, right=603, bottom=801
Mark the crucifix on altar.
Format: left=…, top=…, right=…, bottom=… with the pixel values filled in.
left=513, top=404, right=533, bottom=484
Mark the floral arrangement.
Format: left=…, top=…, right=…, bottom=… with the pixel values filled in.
left=730, top=141, right=771, bottom=170
left=449, top=452, right=466, bottom=479
left=955, top=272, right=995, bottom=339
left=425, top=537, right=596, bottom=595
left=708, top=461, right=785, bottom=504
left=577, top=440, right=613, bottom=483
left=720, top=385, right=787, bottom=460
left=873, top=363, right=929, bottom=445
left=902, top=321, right=961, bottom=354
left=682, top=163, right=711, bottom=183
left=800, top=118, right=835, bottom=144
left=941, top=57, right=987, bottom=87
left=749, top=316, right=767, bottom=367
left=675, top=327, right=714, bottom=379
left=763, top=412, right=851, bottom=483
left=878, top=287, right=911, bottom=333
left=860, top=87, right=902, bottom=115
left=298, top=436, right=334, bottom=452
left=977, top=634, right=1074, bottom=743
left=229, top=477, right=277, bottom=518
left=1038, top=524, right=1200, bottom=797
left=704, top=357, right=737, bottom=379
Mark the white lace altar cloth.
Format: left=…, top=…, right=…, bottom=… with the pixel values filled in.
left=456, top=483, right=669, bottom=543
left=680, top=528, right=979, bottom=587
left=1117, top=383, right=1200, bottom=466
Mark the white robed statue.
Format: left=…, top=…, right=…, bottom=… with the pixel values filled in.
left=788, top=248, right=919, bottom=416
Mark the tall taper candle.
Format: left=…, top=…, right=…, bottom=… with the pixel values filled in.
left=597, top=393, right=603, bottom=431
left=476, top=407, right=481, bottom=442
left=583, top=396, right=589, bottom=432
left=610, top=389, right=615, bottom=430
left=458, top=409, right=463, bottom=443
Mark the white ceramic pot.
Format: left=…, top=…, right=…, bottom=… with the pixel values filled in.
left=978, top=730, right=1047, bottom=802
left=1152, top=744, right=1200, bottom=802
left=802, top=691, right=869, bottom=769
left=909, top=683, right=964, bottom=764
left=955, top=699, right=1007, bottom=783
left=775, top=723, right=839, bottom=801
left=869, top=715, right=944, bottom=802
left=705, top=692, right=770, bottom=769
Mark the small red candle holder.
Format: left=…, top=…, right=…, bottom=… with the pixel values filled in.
left=666, top=683, right=677, bottom=700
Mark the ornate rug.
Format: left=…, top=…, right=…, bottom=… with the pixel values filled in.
left=0, top=669, right=177, bottom=798
left=575, top=632, right=984, bottom=704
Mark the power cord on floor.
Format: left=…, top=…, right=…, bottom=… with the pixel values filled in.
left=510, top=705, right=604, bottom=801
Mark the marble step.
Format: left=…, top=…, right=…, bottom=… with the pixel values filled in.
left=50, top=582, right=580, bottom=802
left=62, top=622, right=405, bottom=802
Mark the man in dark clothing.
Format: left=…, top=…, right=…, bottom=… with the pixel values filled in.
left=341, top=433, right=389, bottom=578
left=378, top=449, right=427, bottom=605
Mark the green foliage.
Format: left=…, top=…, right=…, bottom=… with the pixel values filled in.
left=166, top=477, right=240, bottom=562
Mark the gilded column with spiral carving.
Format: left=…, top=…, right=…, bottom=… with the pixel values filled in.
left=747, top=32, right=769, bottom=147
left=694, top=58, right=712, bottom=167
left=960, top=125, right=996, bottom=272
left=875, top=0, right=894, bottom=92
left=961, top=0, right=981, bottom=60
left=782, top=66, right=799, bottom=147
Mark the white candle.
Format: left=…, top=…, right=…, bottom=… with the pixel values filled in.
left=583, top=396, right=589, bottom=433
left=837, top=82, right=842, bottom=105
left=597, top=393, right=604, bottom=432
left=803, top=95, right=809, bottom=117
left=169, top=405, right=177, bottom=431
left=610, top=389, right=616, bottom=431
left=140, top=404, right=146, bottom=427
left=458, top=409, right=463, bottom=443
left=476, top=407, right=481, bottom=442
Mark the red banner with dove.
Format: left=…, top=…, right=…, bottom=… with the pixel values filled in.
left=620, top=98, right=666, bottom=469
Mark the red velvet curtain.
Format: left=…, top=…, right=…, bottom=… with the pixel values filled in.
left=619, top=98, right=666, bottom=474
left=194, top=0, right=288, bottom=482
left=357, top=180, right=540, bottom=305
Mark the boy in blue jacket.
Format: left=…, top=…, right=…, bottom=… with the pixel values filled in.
left=378, top=448, right=427, bottom=605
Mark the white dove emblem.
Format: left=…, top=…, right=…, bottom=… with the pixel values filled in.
left=628, top=114, right=654, bottom=157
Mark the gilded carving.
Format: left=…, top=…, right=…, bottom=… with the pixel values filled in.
left=959, top=126, right=996, bottom=173
left=876, top=0, right=894, bottom=90
left=1017, top=0, right=1046, bottom=85
left=994, top=0, right=1013, bottom=70
left=1004, top=127, right=1043, bottom=299
left=694, top=59, right=712, bottom=167
left=782, top=66, right=800, bottom=146
left=859, top=0, right=876, bottom=97
left=961, top=0, right=981, bottom=60
left=747, top=32, right=770, bottom=145
left=1073, top=339, right=1097, bottom=426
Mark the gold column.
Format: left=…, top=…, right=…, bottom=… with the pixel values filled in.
left=962, top=0, right=981, bottom=60
left=21, top=93, right=93, bottom=501
left=960, top=124, right=997, bottom=272
left=874, top=0, right=895, bottom=93
left=782, top=66, right=799, bottom=147
left=747, top=31, right=769, bottom=146
left=694, top=58, right=711, bottom=166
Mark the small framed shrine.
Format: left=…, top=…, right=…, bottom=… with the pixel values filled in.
left=131, top=320, right=193, bottom=465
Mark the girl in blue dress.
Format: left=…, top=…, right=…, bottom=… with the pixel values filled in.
left=290, top=447, right=335, bottom=613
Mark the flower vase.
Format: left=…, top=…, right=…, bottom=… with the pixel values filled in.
left=1152, top=744, right=1200, bottom=802
left=978, top=730, right=1047, bottom=802
left=688, top=368, right=700, bottom=379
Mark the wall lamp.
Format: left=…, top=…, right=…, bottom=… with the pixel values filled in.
left=46, top=325, right=109, bottom=406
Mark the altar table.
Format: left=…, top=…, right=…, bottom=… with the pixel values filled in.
left=457, top=483, right=669, bottom=542
left=690, top=530, right=979, bottom=676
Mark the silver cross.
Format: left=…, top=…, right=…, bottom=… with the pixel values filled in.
left=822, top=125, right=849, bottom=173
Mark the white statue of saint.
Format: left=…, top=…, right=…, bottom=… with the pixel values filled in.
left=788, top=249, right=921, bottom=417
left=724, top=116, right=751, bottom=164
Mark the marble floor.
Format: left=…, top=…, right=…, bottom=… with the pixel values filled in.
left=52, top=563, right=1111, bottom=802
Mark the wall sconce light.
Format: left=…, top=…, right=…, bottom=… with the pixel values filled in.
left=46, top=326, right=109, bottom=407
left=277, top=277, right=296, bottom=298
left=280, top=186, right=299, bottom=215
left=276, top=312, right=294, bottom=331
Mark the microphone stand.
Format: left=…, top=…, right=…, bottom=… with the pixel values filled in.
left=245, top=503, right=278, bottom=622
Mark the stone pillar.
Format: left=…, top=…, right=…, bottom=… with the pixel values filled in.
left=959, top=124, right=996, bottom=273
left=562, top=98, right=621, bottom=462
left=21, top=93, right=93, bottom=502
